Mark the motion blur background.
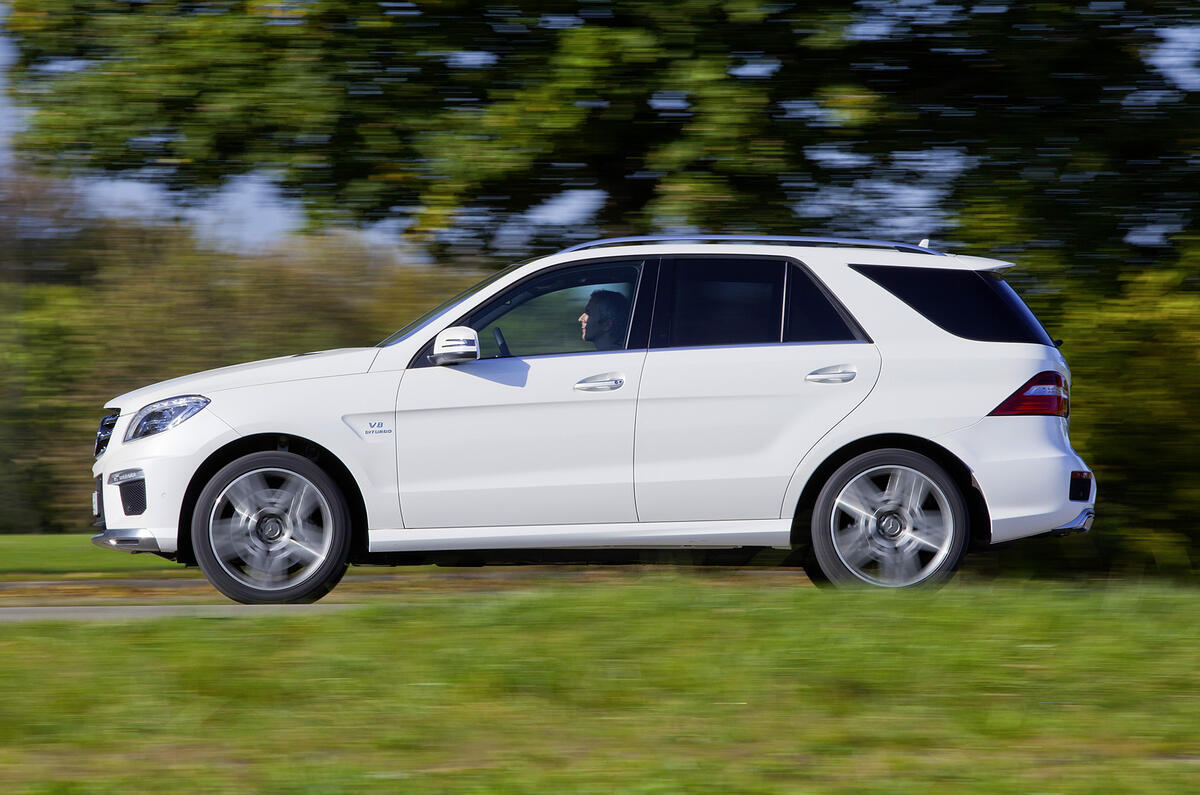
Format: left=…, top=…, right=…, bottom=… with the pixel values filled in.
left=0, top=1, right=1196, bottom=578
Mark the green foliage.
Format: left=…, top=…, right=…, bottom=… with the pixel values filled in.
left=9, top=1, right=1198, bottom=275
left=0, top=223, right=479, bottom=533
left=1055, top=264, right=1200, bottom=573
left=2, top=1, right=1199, bottom=575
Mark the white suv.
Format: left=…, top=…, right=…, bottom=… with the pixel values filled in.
left=91, top=236, right=1095, bottom=602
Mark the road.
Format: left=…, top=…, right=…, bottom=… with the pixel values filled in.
left=0, top=566, right=809, bottom=621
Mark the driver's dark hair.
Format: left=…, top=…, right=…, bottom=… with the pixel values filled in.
left=586, top=289, right=629, bottom=330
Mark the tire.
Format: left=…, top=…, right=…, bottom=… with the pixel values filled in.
left=192, top=451, right=351, bottom=604
left=810, top=449, right=968, bottom=588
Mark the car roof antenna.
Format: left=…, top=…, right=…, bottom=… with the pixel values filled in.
left=918, top=238, right=931, bottom=248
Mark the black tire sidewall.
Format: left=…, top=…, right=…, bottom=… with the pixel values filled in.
left=810, top=448, right=968, bottom=588
left=192, top=451, right=351, bottom=604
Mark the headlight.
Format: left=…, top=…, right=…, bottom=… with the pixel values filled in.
left=124, top=395, right=211, bottom=442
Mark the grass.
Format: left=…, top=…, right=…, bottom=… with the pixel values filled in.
left=0, top=534, right=192, bottom=579
left=0, top=575, right=1197, bottom=793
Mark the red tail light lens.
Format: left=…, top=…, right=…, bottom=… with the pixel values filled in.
left=989, top=371, right=1069, bottom=417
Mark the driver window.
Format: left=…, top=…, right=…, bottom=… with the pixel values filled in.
left=470, top=262, right=642, bottom=359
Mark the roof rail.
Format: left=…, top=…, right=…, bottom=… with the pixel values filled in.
left=558, top=234, right=943, bottom=256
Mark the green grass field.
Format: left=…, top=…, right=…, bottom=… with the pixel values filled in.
left=0, top=536, right=1196, bottom=794
left=0, top=533, right=191, bottom=578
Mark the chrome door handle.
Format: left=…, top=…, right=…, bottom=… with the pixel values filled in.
left=574, top=375, right=625, bottom=392
left=806, top=365, right=857, bottom=384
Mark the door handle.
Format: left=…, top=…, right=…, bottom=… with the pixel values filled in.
left=574, top=374, right=625, bottom=392
left=806, top=365, right=857, bottom=384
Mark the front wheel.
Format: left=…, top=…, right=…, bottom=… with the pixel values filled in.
left=810, top=449, right=968, bottom=588
left=192, top=451, right=351, bottom=603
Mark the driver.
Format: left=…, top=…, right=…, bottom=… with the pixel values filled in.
left=578, top=289, right=629, bottom=351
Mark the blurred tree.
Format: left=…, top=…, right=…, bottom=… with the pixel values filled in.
left=6, top=1, right=1198, bottom=277
left=3, top=1, right=1199, bottom=577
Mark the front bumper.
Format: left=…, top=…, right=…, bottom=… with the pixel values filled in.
left=91, top=528, right=162, bottom=553
left=91, top=407, right=239, bottom=555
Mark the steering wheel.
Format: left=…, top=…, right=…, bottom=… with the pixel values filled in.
left=492, top=326, right=511, bottom=358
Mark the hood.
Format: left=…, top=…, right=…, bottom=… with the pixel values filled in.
left=106, top=347, right=381, bottom=412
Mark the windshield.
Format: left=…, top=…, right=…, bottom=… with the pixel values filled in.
left=376, top=261, right=527, bottom=347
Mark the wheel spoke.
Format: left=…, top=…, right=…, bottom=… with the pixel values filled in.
left=288, top=480, right=318, bottom=522
left=224, top=472, right=270, bottom=518
left=834, top=525, right=875, bottom=568
left=263, top=549, right=292, bottom=581
left=836, top=479, right=884, bottom=519
left=879, top=547, right=921, bottom=585
left=243, top=543, right=271, bottom=575
left=209, top=518, right=251, bottom=562
left=909, top=516, right=949, bottom=552
left=287, top=537, right=322, bottom=565
left=887, top=469, right=928, bottom=510
left=291, top=517, right=325, bottom=547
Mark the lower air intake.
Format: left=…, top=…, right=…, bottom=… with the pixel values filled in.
left=120, top=480, right=147, bottom=516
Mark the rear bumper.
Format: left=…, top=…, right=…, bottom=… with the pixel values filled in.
left=936, top=416, right=1096, bottom=544
left=1048, top=507, right=1095, bottom=537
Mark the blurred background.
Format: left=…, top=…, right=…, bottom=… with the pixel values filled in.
left=0, top=1, right=1196, bottom=578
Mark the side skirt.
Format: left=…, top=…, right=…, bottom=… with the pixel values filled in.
left=368, top=519, right=792, bottom=554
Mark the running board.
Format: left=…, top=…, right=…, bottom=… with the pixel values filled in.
left=368, top=519, right=793, bottom=553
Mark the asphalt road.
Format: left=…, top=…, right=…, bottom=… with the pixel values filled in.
left=0, top=567, right=808, bottom=622
left=0, top=603, right=360, bottom=623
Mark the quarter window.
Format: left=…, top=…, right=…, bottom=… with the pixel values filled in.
left=851, top=264, right=1054, bottom=345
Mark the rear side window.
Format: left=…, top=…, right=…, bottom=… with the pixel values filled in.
left=659, top=258, right=785, bottom=347
left=851, top=264, right=1054, bottom=346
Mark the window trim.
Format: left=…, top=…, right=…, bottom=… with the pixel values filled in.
left=649, top=254, right=870, bottom=350
left=408, top=255, right=661, bottom=369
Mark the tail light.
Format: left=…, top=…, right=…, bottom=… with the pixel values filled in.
left=989, top=371, right=1069, bottom=417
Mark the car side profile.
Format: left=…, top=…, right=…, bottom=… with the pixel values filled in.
left=91, top=236, right=1095, bottom=603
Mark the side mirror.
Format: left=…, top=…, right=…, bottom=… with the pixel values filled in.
left=430, top=326, right=480, bottom=366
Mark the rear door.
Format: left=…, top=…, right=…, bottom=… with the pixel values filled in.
left=633, top=256, right=881, bottom=521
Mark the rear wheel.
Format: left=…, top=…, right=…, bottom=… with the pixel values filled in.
left=810, top=449, right=967, bottom=587
left=192, top=451, right=351, bottom=604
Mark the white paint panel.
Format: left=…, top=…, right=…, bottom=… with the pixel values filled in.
left=635, top=342, right=881, bottom=521
left=396, top=351, right=647, bottom=528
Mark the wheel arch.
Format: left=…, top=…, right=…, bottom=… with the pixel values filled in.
left=176, top=433, right=369, bottom=566
left=787, top=433, right=991, bottom=551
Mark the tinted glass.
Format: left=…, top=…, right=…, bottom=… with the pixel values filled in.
left=785, top=264, right=860, bottom=342
left=851, top=264, right=1054, bottom=346
left=664, top=258, right=784, bottom=347
left=469, top=262, right=642, bottom=358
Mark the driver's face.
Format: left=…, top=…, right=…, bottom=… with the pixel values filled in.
left=579, top=303, right=596, bottom=340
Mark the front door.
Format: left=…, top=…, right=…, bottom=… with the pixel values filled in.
left=395, top=259, right=653, bottom=529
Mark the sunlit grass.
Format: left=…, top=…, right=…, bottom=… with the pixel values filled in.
left=0, top=578, right=1196, bottom=793
left=0, top=534, right=188, bottom=579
